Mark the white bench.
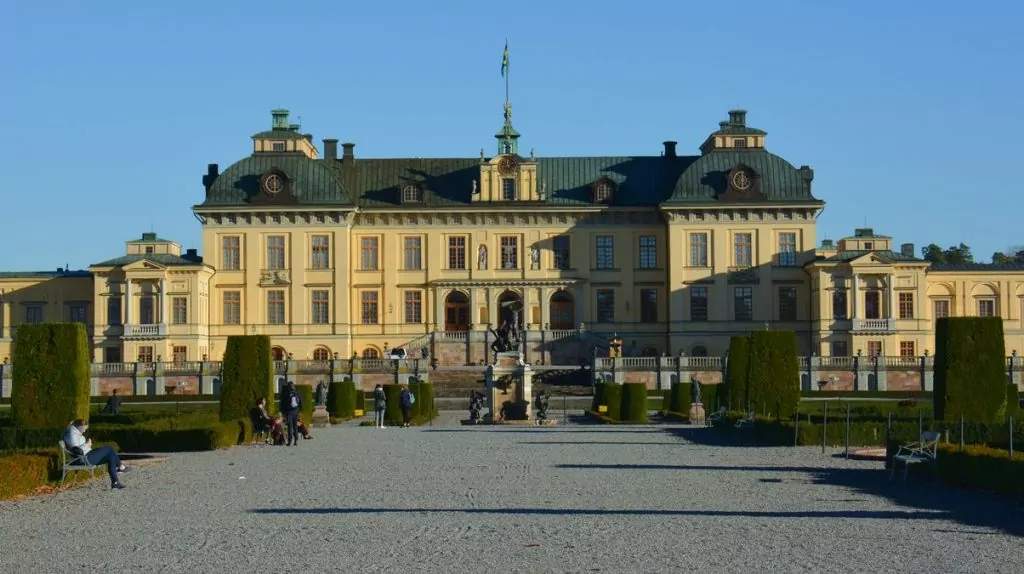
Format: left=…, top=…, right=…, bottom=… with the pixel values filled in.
left=890, top=431, right=940, bottom=482
left=58, top=441, right=100, bottom=487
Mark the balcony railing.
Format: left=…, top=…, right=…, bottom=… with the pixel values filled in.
left=123, top=323, right=168, bottom=338
left=851, top=318, right=895, bottom=332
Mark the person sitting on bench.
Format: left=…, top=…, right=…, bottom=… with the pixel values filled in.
left=100, top=389, right=122, bottom=415
left=63, top=419, right=131, bottom=490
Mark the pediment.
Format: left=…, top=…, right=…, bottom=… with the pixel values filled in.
left=122, top=259, right=168, bottom=271
left=847, top=252, right=896, bottom=267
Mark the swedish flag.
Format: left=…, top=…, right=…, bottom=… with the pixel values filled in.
left=501, top=41, right=509, bottom=77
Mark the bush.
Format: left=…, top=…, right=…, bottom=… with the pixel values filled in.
left=416, top=383, right=435, bottom=421
left=934, top=317, right=1007, bottom=423
left=725, top=335, right=750, bottom=411
left=219, top=336, right=274, bottom=422
left=295, top=384, right=314, bottom=423
left=936, top=443, right=1024, bottom=498
left=669, top=381, right=688, bottom=413
left=620, top=383, right=648, bottom=423
left=354, top=390, right=367, bottom=414
left=604, top=383, right=622, bottom=421
left=592, top=383, right=609, bottom=413
left=11, top=323, right=91, bottom=428
left=327, top=381, right=357, bottom=419
left=383, top=384, right=404, bottom=425
left=89, top=414, right=251, bottom=452
left=0, top=450, right=102, bottom=500
left=1005, top=384, right=1020, bottom=421
left=746, top=331, right=800, bottom=418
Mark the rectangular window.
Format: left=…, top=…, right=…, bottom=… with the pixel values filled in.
left=596, top=289, right=615, bottom=323
left=172, top=297, right=187, bottom=324
left=553, top=236, right=571, bottom=270
left=778, top=287, right=798, bottom=321
left=172, top=346, right=187, bottom=364
left=978, top=299, right=996, bottom=317
left=137, top=346, right=153, bottom=363
left=107, top=297, right=122, bottom=326
left=899, top=341, right=916, bottom=357
left=69, top=304, right=87, bottom=324
left=404, top=290, right=422, bottom=324
left=311, top=235, right=330, bottom=269
left=145, top=246, right=154, bottom=254
left=222, top=236, right=241, bottom=270
left=733, top=233, right=752, bottom=267
left=865, top=291, right=880, bottom=319
left=734, top=287, right=753, bottom=321
left=733, top=137, right=747, bottom=148
left=640, top=289, right=658, bottom=323
left=140, top=296, right=154, bottom=325
left=311, top=290, right=330, bottom=325
left=867, top=341, right=882, bottom=357
left=933, top=299, right=950, bottom=319
left=404, top=237, right=422, bottom=270
left=266, top=235, right=286, bottom=270
left=267, top=290, right=285, bottom=324
left=831, top=340, right=849, bottom=357
left=271, top=141, right=286, bottom=152
left=690, top=287, right=708, bottom=321
left=360, top=237, right=379, bottom=270
left=595, top=236, right=614, bottom=269
left=898, top=293, right=914, bottom=319
left=638, top=235, right=657, bottom=269
left=25, top=305, right=44, bottom=324
left=361, top=291, right=379, bottom=324
left=832, top=290, right=848, bottom=320
left=448, top=236, right=466, bottom=269
left=500, top=236, right=519, bottom=269
left=777, top=232, right=797, bottom=266
left=223, top=291, right=241, bottom=324
left=689, top=233, right=708, bottom=267
left=502, top=178, right=516, bottom=201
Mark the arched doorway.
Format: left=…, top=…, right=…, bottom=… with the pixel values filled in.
left=272, top=346, right=286, bottom=361
left=498, top=290, right=524, bottom=329
left=444, top=291, right=470, bottom=332
left=549, top=290, right=575, bottom=330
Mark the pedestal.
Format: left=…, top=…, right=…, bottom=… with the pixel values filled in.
left=688, top=403, right=706, bottom=425
left=311, top=405, right=330, bottom=428
left=484, top=352, right=533, bottom=421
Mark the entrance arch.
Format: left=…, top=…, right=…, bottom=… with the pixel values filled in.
left=272, top=346, right=286, bottom=361
left=549, top=290, right=575, bottom=330
left=444, top=291, right=470, bottom=332
left=498, top=290, right=524, bottom=329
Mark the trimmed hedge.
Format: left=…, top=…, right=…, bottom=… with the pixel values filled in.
left=219, top=336, right=274, bottom=422
left=1005, top=384, right=1020, bottom=420
left=620, top=383, right=648, bottom=423
left=669, top=381, right=687, bottom=413
left=934, top=317, right=1007, bottom=423
left=746, top=331, right=800, bottom=418
left=725, top=335, right=750, bottom=411
left=0, top=450, right=100, bottom=500
left=11, top=323, right=91, bottom=428
left=936, top=443, right=1024, bottom=498
left=801, top=390, right=933, bottom=399
left=89, top=414, right=251, bottom=452
left=592, top=383, right=609, bottom=414
left=296, top=384, right=314, bottom=423
left=383, top=384, right=404, bottom=425
left=327, top=381, right=357, bottom=419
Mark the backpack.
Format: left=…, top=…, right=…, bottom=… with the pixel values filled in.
left=408, top=392, right=416, bottom=405
left=290, top=393, right=299, bottom=409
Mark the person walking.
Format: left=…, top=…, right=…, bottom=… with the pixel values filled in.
left=280, top=381, right=302, bottom=446
left=399, top=385, right=415, bottom=428
left=373, top=384, right=387, bottom=428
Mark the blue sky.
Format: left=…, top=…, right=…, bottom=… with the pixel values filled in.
left=2, top=0, right=1021, bottom=270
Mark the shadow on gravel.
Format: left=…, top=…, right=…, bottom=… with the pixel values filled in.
left=420, top=429, right=665, bottom=434
left=662, top=426, right=769, bottom=447
left=249, top=507, right=945, bottom=520
left=554, top=463, right=826, bottom=472
left=518, top=441, right=685, bottom=446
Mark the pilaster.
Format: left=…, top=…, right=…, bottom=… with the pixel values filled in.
left=0, top=362, right=9, bottom=398
left=922, top=355, right=934, bottom=391
left=124, top=280, right=132, bottom=325
left=851, top=274, right=859, bottom=319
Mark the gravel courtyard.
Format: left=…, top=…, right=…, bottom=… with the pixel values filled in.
left=1, top=422, right=1020, bottom=573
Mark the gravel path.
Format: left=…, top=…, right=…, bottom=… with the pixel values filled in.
left=1, top=423, right=1020, bottom=573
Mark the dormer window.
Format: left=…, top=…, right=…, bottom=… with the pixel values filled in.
left=593, top=179, right=616, bottom=203
left=271, top=141, right=286, bottom=152
left=402, top=185, right=423, bottom=203
left=732, top=138, right=747, bottom=148
left=145, top=246, right=154, bottom=254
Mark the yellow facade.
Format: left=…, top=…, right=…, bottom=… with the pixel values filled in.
left=1, top=108, right=1022, bottom=363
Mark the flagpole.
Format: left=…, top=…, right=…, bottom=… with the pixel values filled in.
left=505, top=40, right=509, bottom=106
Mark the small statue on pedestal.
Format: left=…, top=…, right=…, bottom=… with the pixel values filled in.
left=315, top=381, right=328, bottom=407
left=469, top=391, right=486, bottom=423
left=690, top=377, right=702, bottom=405
left=535, top=391, right=549, bottom=423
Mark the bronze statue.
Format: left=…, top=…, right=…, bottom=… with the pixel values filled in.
left=690, top=377, right=702, bottom=405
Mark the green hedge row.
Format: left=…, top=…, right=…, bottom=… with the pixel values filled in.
left=11, top=323, right=91, bottom=429
left=934, top=317, right=1007, bottom=423
left=0, top=449, right=102, bottom=500
left=746, top=331, right=801, bottom=418
left=372, top=383, right=437, bottom=426
left=725, top=335, right=750, bottom=411
left=295, top=384, right=314, bottom=423
left=219, top=336, right=274, bottom=422
left=327, top=381, right=357, bottom=419
left=620, top=383, right=648, bottom=423
left=800, top=390, right=933, bottom=399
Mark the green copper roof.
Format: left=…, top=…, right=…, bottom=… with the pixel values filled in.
left=812, top=250, right=924, bottom=264
left=251, top=129, right=309, bottom=141
left=0, top=270, right=92, bottom=279
left=666, top=149, right=818, bottom=203
left=126, top=233, right=173, bottom=243
left=90, top=253, right=204, bottom=268
left=202, top=153, right=352, bottom=206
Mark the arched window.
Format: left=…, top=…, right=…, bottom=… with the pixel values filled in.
left=594, top=179, right=615, bottom=203
left=402, top=185, right=423, bottom=203
left=312, top=347, right=330, bottom=361
left=271, top=346, right=286, bottom=361
left=690, top=345, right=708, bottom=357
left=361, top=347, right=380, bottom=359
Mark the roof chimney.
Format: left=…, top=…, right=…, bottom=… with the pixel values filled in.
left=342, top=142, right=355, bottom=162
left=203, top=163, right=219, bottom=189
left=271, top=109, right=290, bottom=130
left=303, top=133, right=313, bottom=143
left=728, top=109, right=747, bottom=127
left=900, top=243, right=915, bottom=258
left=323, top=139, right=338, bottom=160
left=663, top=141, right=677, bottom=158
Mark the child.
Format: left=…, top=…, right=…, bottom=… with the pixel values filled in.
left=270, top=416, right=286, bottom=445
left=296, top=414, right=313, bottom=440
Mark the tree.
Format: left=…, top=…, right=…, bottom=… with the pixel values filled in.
left=991, top=246, right=1024, bottom=265
left=933, top=317, right=1007, bottom=423
left=921, top=243, right=974, bottom=265
left=745, top=331, right=800, bottom=418
left=11, top=323, right=91, bottom=428
left=219, top=335, right=275, bottom=422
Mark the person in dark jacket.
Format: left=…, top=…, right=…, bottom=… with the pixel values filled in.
left=101, top=389, right=122, bottom=415
left=399, top=386, right=414, bottom=428
left=279, top=381, right=301, bottom=446
left=373, top=384, right=387, bottom=428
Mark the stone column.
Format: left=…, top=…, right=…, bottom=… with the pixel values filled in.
left=887, top=274, right=895, bottom=320
left=470, top=288, right=480, bottom=328
left=124, top=280, right=132, bottom=325
left=434, top=287, right=445, bottom=332
left=850, top=274, right=859, bottom=319
left=160, top=277, right=168, bottom=324
left=540, top=287, right=551, bottom=330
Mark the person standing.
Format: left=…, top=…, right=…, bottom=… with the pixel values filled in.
left=399, top=385, right=415, bottom=428
left=101, top=389, right=122, bottom=415
left=373, top=384, right=387, bottom=428
left=280, top=381, right=301, bottom=446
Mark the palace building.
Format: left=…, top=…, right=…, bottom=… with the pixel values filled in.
left=1, top=107, right=1022, bottom=365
